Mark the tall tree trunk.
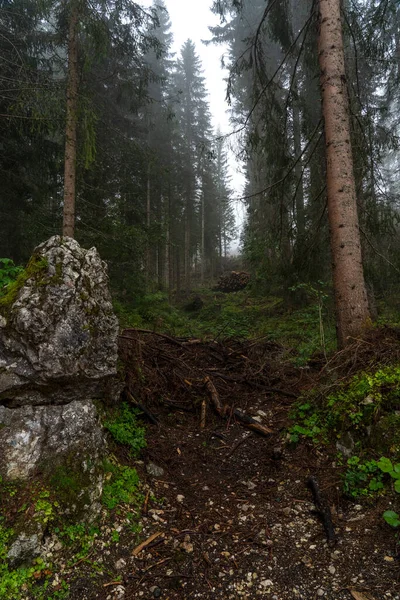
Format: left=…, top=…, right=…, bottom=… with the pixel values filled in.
left=146, top=163, right=151, bottom=289
left=176, top=251, right=181, bottom=296
left=184, top=213, right=191, bottom=294
left=201, top=189, right=205, bottom=284
left=292, top=93, right=305, bottom=241
left=166, top=183, right=172, bottom=300
left=62, top=0, right=79, bottom=238
left=318, top=0, right=370, bottom=347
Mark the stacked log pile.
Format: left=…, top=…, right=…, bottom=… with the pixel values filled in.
left=215, top=271, right=250, bottom=293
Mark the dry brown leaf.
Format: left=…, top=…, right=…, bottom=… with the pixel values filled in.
left=350, top=590, right=376, bottom=600
left=132, top=531, right=163, bottom=556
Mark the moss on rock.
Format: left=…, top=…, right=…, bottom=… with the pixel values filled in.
left=0, top=255, right=49, bottom=319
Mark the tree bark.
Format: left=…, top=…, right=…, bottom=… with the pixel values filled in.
left=62, top=0, right=79, bottom=238
left=318, top=0, right=370, bottom=347
left=201, top=187, right=205, bottom=284
left=146, top=163, right=151, bottom=289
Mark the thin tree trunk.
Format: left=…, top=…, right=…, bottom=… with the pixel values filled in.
left=146, top=163, right=151, bottom=289
left=184, top=189, right=191, bottom=294
left=318, top=0, right=370, bottom=347
left=292, top=93, right=305, bottom=241
left=62, top=0, right=79, bottom=238
left=176, top=251, right=181, bottom=296
left=201, top=189, right=205, bottom=284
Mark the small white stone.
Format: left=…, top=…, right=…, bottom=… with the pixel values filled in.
left=176, top=494, right=184, bottom=503
left=115, top=558, right=126, bottom=570
left=328, top=565, right=336, bottom=575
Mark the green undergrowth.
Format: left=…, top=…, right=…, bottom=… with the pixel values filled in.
left=289, top=364, right=400, bottom=447
left=0, top=401, right=146, bottom=599
left=0, top=464, right=143, bottom=599
left=115, top=288, right=336, bottom=364
left=0, top=259, right=24, bottom=293
left=289, top=364, right=400, bottom=515
left=102, top=462, right=142, bottom=510
left=103, top=402, right=146, bottom=456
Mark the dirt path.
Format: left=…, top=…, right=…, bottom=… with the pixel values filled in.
left=74, top=333, right=400, bottom=600
left=123, top=404, right=399, bottom=600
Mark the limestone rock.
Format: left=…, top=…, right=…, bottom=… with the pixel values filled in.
left=0, top=400, right=105, bottom=481
left=7, top=533, right=42, bottom=567
left=0, top=235, right=119, bottom=407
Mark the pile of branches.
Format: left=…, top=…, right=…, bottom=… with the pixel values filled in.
left=215, top=271, right=250, bottom=293
left=118, top=329, right=299, bottom=435
left=322, top=326, right=400, bottom=379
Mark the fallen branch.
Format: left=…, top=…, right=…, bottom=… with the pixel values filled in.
left=206, top=370, right=297, bottom=397
left=132, top=531, right=163, bottom=556
left=233, top=409, right=273, bottom=436
left=126, top=392, right=159, bottom=425
left=307, top=477, right=337, bottom=545
left=204, top=376, right=272, bottom=437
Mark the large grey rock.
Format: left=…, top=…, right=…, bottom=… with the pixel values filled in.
left=0, top=237, right=119, bottom=567
left=0, top=235, right=119, bottom=407
left=0, top=400, right=106, bottom=566
left=0, top=400, right=105, bottom=480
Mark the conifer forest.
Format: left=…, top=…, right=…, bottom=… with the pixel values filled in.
left=3, top=1, right=400, bottom=599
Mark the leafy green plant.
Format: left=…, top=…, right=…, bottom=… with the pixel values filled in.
left=343, top=456, right=384, bottom=498
left=288, top=402, right=324, bottom=444
left=377, top=457, right=400, bottom=492
left=291, top=365, right=400, bottom=448
left=104, top=403, right=146, bottom=456
left=102, top=463, right=142, bottom=510
left=383, top=510, right=400, bottom=527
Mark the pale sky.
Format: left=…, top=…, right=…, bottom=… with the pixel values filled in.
left=164, top=0, right=230, bottom=132
left=143, top=0, right=246, bottom=251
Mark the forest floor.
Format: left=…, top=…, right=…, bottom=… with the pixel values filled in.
left=64, top=328, right=400, bottom=600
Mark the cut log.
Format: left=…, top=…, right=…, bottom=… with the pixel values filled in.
left=215, top=271, right=250, bottom=293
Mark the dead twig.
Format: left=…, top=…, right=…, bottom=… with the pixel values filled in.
left=224, top=434, right=250, bottom=460
left=126, top=392, right=159, bottom=425
left=132, top=532, right=163, bottom=556
left=143, top=490, right=150, bottom=515
left=200, top=399, right=207, bottom=429
left=141, top=557, right=172, bottom=575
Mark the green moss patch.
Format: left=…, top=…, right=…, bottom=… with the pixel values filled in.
left=0, top=254, right=49, bottom=318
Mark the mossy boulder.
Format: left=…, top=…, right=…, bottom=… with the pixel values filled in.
left=0, top=235, right=119, bottom=407
left=0, top=236, right=120, bottom=565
